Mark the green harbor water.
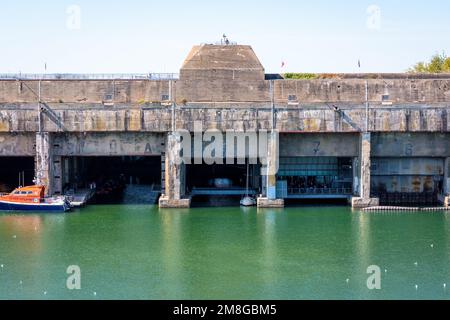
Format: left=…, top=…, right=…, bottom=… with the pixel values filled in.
left=1, top=205, right=450, bottom=300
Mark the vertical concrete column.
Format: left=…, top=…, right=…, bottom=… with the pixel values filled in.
left=62, top=157, right=70, bottom=193
left=158, top=133, right=191, bottom=208
left=351, top=132, right=379, bottom=208
left=35, top=132, right=53, bottom=196
left=444, top=158, right=450, bottom=207
left=352, top=157, right=360, bottom=195
left=35, top=132, right=63, bottom=196
left=257, top=130, right=284, bottom=208
left=52, top=156, right=63, bottom=195
left=359, top=132, right=371, bottom=199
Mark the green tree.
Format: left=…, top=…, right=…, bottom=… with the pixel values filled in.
left=409, top=53, right=450, bottom=73
left=443, top=57, right=450, bottom=72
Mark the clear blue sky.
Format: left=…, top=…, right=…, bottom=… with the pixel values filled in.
left=1, top=0, right=449, bottom=73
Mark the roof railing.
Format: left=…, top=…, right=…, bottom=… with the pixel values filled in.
left=0, top=73, right=179, bottom=80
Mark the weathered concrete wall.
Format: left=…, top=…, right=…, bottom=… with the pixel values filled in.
left=372, top=133, right=450, bottom=157
left=258, top=130, right=284, bottom=208
left=360, top=133, right=372, bottom=199
left=176, top=80, right=270, bottom=103
left=0, top=105, right=172, bottom=132
left=273, top=79, right=450, bottom=104
left=1, top=75, right=449, bottom=134
left=0, top=132, right=35, bottom=156
left=352, top=132, right=379, bottom=208
left=1, top=104, right=450, bottom=134
left=1, top=77, right=449, bottom=105
left=0, top=80, right=170, bottom=104
left=372, top=158, right=444, bottom=175
left=179, top=45, right=265, bottom=81
left=159, top=133, right=190, bottom=208
left=279, top=133, right=359, bottom=157
left=35, top=132, right=53, bottom=195
left=52, top=132, right=164, bottom=156
left=0, top=107, right=38, bottom=131
left=275, top=105, right=450, bottom=133
left=371, top=158, right=444, bottom=193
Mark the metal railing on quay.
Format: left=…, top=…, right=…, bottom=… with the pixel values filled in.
left=287, top=187, right=353, bottom=195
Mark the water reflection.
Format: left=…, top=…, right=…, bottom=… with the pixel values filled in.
left=352, top=211, right=372, bottom=299
left=256, top=209, right=278, bottom=296
left=159, top=209, right=185, bottom=298
left=0, top=215, right=43, bottom=253
left=445, top=213, right=450, bottom=282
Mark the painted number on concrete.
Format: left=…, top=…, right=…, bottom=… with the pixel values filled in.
left=313, top=141, right=321, bottom=155
left=145, top=143, right=153, bottom=154
left=110, top=140, right=117, bottom=154
left=405, top=143, right=413, bottom=156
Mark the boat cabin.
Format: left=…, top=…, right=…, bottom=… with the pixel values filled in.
left=0, top=186, right=46, bottom=204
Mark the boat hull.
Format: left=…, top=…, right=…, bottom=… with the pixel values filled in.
left=240, top=197, right=256, bottom=207
left=0, top=200, right=70, bottom=212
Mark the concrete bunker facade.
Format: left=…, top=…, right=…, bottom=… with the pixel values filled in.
left=1, top=43, right=450, bottom=208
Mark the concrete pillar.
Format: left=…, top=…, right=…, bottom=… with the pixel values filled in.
left=52, top=156, right=63, bottom=195
left=35, top=132, right=53, bottom=196
left=257, top=130, right=284, bottom=208
left=351, top=132, right=379, bottom=208
left=63, top=157, right=70, bottom=191
left=35, top=132, right=63, bottom=196
left=73, top=157, right=79, bottom=190
left=352, top=157, right=359, bottom=195
left=158, top=133, right=191, bottom=208
left=444, top=158, right=450, bottom=207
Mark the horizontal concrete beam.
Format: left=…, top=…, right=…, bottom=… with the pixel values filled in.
left=52, top=132, right=164, bottom=156
left=279, top=133, right=359, bottom=157
left=372, top=133, right=450, bottom=157
left=1, top=104, right=450, bottom=134
left=0, top=132, right=35, bottom=156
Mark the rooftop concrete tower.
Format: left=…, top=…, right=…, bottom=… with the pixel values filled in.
left=180, top=44, right=265, bottom=81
